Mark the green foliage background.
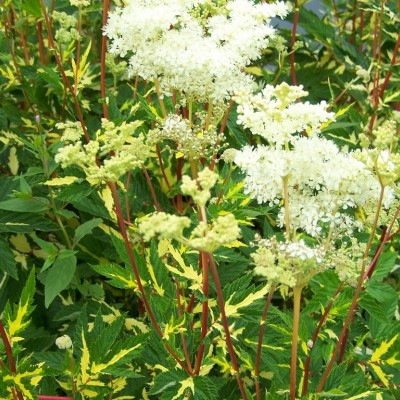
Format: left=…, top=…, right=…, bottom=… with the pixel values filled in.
left=0, top=0, right=399, bottom=399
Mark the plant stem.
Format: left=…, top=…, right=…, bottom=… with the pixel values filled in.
left=154, top=79, right=167, bottom=118
left=290, top=1, right=299, bottom=86
left=207, top=254, right=248, bottom=400
left=290, top=285, right=303, bottom=400
left=0, top=320, right=24, bottom=400
left=39, top=0, right=91, bottom=143
left=101, top=0, right=110, bottom=119
left=282, top=175, right=291, bottom=238
left=317, top=188, right=386, bottom=392
left=302, top=282, right=344, bottom=396
left=108, top=182, right=191, bottom=374
left=254, top=287, right=275, bottom=400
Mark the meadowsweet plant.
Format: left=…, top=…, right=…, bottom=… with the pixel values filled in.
left=1, top=1, right=400, bottom=400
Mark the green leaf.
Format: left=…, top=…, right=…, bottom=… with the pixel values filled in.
left=0, top=212, right=57, bottom=233
left=91, top=263, right=136, bottom=289
left=370, top=251, right=398, bottom=283
left=73, top=218, right=102, bottom=248
left=298, top=8, right=336, bottom=43
left=0, top=197, right=50, bottom=213
left=0, top=236, right=18, bottom=279
left=44, top=253, right=77, bottom=308
left=3, top=269, right=35, bottom=341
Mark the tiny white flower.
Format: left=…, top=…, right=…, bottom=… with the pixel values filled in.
left=55, top=335, right=72, bottom=349
left=307, top=340, right=313, bottom=349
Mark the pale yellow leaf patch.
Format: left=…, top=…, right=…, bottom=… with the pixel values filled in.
left=371, top=334, right=398, bottom=362
left=369, top=364, right=390, bottom=387
left=91, top=345, right=141, bottom=374
left=44, top=176, right=79, bottom=186
left=145, top=252, right=164, bottom=296
left=8, top=146, right=19, bottom=175
left=10, top=234, right=31, bottom=253
left=99, top=186, right=116, bottom=220
left=80, top=331, right=90, bottom=383
left=225, top=285, right=269, bottom=317
left=172, top=377, right=194, bottom=400
left=345, top=391, right=375, bottom=400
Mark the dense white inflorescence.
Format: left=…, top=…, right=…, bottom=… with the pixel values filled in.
left=104, top=0, right=288, bottom=103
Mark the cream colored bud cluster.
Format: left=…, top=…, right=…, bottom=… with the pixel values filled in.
left=148, top=113, right=224, bottom=161
left=105, top=54, right=128, bottom=79
left=355, top=119, right=400, bottom=187
left=181, top=167, right=219, bottom=207
left=252, top=237, right=326, bottom=288
left=55, top=119, right=150, bottom=184
left=138, top=168, right=241, bottom=252
left=325, top=238, right=366, bottom=287
left=52, top=11, right=80, bottom=44
left=70, top=0, right=91, bottom=6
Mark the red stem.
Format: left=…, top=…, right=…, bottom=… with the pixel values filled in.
left=108, top=182, right=191, bottom=374
left=302, top=282, right=344, bottom=396
left=175, top=279, right=194, bottom=375
left=254, top=288, right=275, bottom=400
left=194, top=252, right=210, bottom=374
left=290, top=1, right=299, bottom=86
left=207, top=254, right=248, bottom=400
left=101, top=0, right=110, bottom=119
left=39, top=0, right=91, bottom=143
left=142, top=166, right=162, bottom=212
left=0, top=320, right=24, bottom=400
left=317, top=206, right=400, bottom=392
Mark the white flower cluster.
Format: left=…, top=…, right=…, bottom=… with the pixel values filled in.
left=104, top=0, right=288, bottom=103
left=55, top=335, right=73, bottom=350
left=55, top=119, right=150, bottom=183
left=252, top=237, right=326, bottom=287
left=235, top=82, right=334, bottom=146
left=235, top=136, right=382, bottom=236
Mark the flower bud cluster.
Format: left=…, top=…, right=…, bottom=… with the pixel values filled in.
left=55, top=119, right=150, bottom=183
left=181, top=167, right=219, bottom=207
left=252, top=237, right=326, bottom=288
left=52, top=11, right=80, bottom=44
left=139, top=168, right=240, bottom=252
left=104, top=0, right=288, bottom=104
left=148, top=113, right=224, bottom=160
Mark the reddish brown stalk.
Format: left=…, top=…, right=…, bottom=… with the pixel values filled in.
left=0, top=320, right=24, bottom=400
left=349, top=0, right=357, bottom=45
left=302, top=282, right=344, bottom=396
left=207, top=254, right=248, bottom=400
left=101, top=0, right=110, bottom=119
left=368, top=5, right=385, bottom=132
left=175, top=279, right=194, bottom=375
left=142, top=166, right=162, bottom=212
left=39, top=0, right=91, bottom=143
left=9, top=4, right=30, bottom=64
left=37, top=21, right=47, bottom=65
left=176, top=158, right=184, bottom=213
left=254, top=288, right=275, bottom=400
left=317, top=204, right=400, bottom=392
left=358, top=11, right=365, bottom=52
left=124, top=171, right=132, bottom=224
left=209, top=99, right=233, bottom=171
left=378, top=32, right=400, bottom=99
left=194, top=252, right=210, bottom=375
left=290, top=1, right=299, bottom=86
left=156, top=145, right=172, bottom=191
left=108, top=182, right=191, bottom=374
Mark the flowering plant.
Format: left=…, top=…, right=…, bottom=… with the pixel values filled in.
left=0, top=0, right=400, bottom=399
